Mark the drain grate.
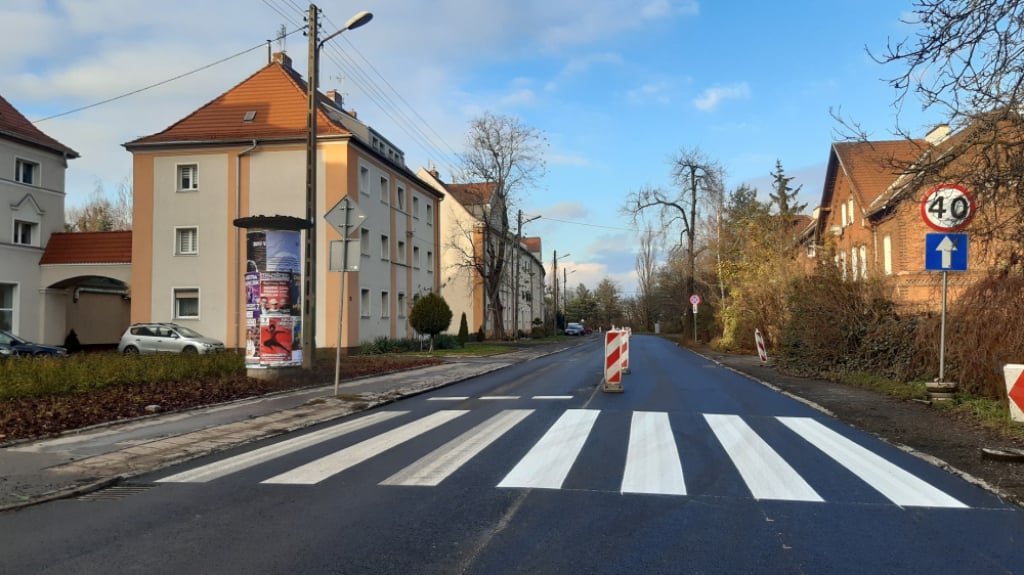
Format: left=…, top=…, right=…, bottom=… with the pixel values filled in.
left=78, top=484, right=156, bottom=501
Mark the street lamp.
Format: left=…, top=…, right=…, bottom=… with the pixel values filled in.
left=303, top=5, right=373, bottom=370
left=513, top=210, right=540, bottom=340
left=552, top=251, right=569, bottom=334
left=563, top=268, right=576, bottom=320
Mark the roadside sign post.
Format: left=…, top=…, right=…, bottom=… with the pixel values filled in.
left=689, top=294, right=701, bottom=341
left=325, top=196, right=366, bottom=396
left=921, top=185, right=974, bottom=391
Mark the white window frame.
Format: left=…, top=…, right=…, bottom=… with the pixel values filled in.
left=173, top=287, right=200, bottom=319
left=13, top=219, right=37, bottom=246
left=397, top=240, right=406, bottom=264
left=426, top=203, right=432, bottom=225
left=413, top=246, right=420, bottom=269
left=413, top=196, right=420, bottom=219
left=883, top=235, right=893, bottom=275
left=859, top=245, right=867, bottom=280
left=0, top=283, right=16, bottom=332
left=380, top=291, right=390, bottom=318
left=360, top=288, right=371, bottom=318
left=841, top=203, right=848, bottom=227
left=379, top=175, right=389, bottom=204
left=397, top=292, right=406, bottom=318
left=360, top=228, right=370, bottom=256
left=177, top=164, right=198, bottom=192
left=396, top=184, right=406, bottom=211
left=359, top=166, right=370, bottom=196
left=427, top=250, right=433, bottom=272
left=15, top=158, right=39, bottom=186
left=380, top=234, right=390, bottom=260
left=175, top=227, right=198, bottom=255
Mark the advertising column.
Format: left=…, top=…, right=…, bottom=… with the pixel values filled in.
left=245, top=229, right=302, bottom=367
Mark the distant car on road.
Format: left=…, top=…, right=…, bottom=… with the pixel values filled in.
left=117, top=323, right=226, bottom=354
left=564, top=322, right=585, bottom=336
left=0, top=329, right=68, bottom=357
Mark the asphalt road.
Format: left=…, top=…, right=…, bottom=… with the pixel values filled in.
left=2, top=335, right=1023, bottom=574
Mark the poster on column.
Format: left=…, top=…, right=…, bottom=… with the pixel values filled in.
left=244, top=272, right=261, bottom=365
left=260, top=315, right=297, bottom=366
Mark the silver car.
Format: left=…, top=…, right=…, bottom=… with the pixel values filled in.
left=117, top=323, right=225, bottom=354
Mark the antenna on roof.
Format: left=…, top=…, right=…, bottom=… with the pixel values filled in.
left=275, top=24, right=287, bottom=53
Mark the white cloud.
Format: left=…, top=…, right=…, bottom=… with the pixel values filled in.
left=627, top=80, right=673, bottom=105
left=500, top=89, right=537, bottom=107
left=694, top=82, right=751, bottom=111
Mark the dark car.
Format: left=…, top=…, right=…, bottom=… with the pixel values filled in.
left=0, top=329, right=68, bottom=357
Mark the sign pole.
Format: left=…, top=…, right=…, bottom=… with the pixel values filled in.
left=334, top=198, right=351, bottom=396
left=939, top=270, right=947, bottom=382
left=692, top=304, right=698, bottom=341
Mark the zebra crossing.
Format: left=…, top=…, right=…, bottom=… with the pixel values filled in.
left=156, top=408, right=969, bottom=509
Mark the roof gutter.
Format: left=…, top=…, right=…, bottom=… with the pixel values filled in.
left=234, top=140, right=259, bottom=350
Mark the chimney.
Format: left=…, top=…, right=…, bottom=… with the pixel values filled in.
left=272, top=52, right=292, bottom=70
left=325, top=90, right=343, bottom=109
left=925, top=124, right=951, bottom=145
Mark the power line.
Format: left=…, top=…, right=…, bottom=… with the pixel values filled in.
left=33, top=34, right=300, bottom=123
left=539, top=216, right=639, bottom=233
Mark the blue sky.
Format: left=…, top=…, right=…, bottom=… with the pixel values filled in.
left=4, top=0, right=941, bottom=298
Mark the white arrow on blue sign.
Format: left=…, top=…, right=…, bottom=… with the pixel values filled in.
left=925, top=233, right=968, bottom=271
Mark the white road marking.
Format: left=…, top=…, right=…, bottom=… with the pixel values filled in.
left=427, top=397, right=469, bottom=401
left=498, top=409, right=599, bottom=489
left=532, top=395, right=573, bottom=400
left=480, top=396, right=520, bottom=400
left=157, top=411, right=407, bottom=483
left=262, top=410, right=468, bottom=485
left=621, top=411, right=686, bottom=495
left=778, top=416, right=967, bottom=508
left=381, top=410, right=534, bottom=486
left=706, top=413, right=823, bottom=502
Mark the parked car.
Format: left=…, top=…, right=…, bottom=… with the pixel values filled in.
left=117, top=323, right=226, bottom=354
left=0, top=329, right=68, bottom=357
left=564, top=322, right=585, bottom=336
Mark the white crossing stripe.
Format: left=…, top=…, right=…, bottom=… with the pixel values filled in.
left=705, top=414, right=823, bottom=502
left=498, top=409, right=599, bottom=489
left=480, top=396, right=520, bottom=400
left=157, top=411, right=408, bottom=483
left=778, top=416, right=967, bottom=508
left=262, top=410, right=468, bottom=485
left=532, top=396, right=573, bottom=400
left=381, top=410, right=534, bottom=486
left=428, top=397, right=469, bottom=401
left=621, top=411, right=686, bottom=495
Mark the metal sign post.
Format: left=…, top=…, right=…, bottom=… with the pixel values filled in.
left=689, top=294, right=701, bottom=341
left=324, top=196, right=366, bottom=396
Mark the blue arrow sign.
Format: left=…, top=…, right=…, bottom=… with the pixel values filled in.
left=925, top=233, right=968, bottom=271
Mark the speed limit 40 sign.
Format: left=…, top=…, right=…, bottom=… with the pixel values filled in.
left=920, top=184, right=975, bottom=231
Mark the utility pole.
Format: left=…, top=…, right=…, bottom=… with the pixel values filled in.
left=513, top=210, right=540, bottom=340
left=302, top=3, right=320, bottom=370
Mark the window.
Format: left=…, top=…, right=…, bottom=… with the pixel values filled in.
left=0, top=284, right=14, bottom=331
left=413, top=196, right=420, bottom=219
left=851, top=247, right=859, bottom=280
left=360, top=166, right=370, bottom=196
left=841, top=203, right=848, bottom=227
left=397, top=185, right=406, bottom=211
left=397, top=240, right=406, bottom=264
left=174, top=288, right=199, bottom=319
left=379, top=176, right=389, bottom=204
left=398, top=293, right=406, bottom=318
left=177, top=164, right=198, bottom=191
left=883, top=235, right=893, bottom=275
left=848, top=198, right=855, bottom=225
left=360, top=229, right=370, bottom=256
left=860, top=245, right=867, bottom=279
left=360, top=288, right=371, bottom=317
left=380, top=291, right=390, bottom=318
left=413, top=246, right=420, bottom=268
left=175, top=227, right=198, bottom=255
left=426, top=203, right=432, bottom=225
left=380, top=235, right=390, bottom=260
left=15, top=159, right=38, bottom=185
left=13, top=220, right=36, bottom=246
left=426, top=250, right=433, bottom=271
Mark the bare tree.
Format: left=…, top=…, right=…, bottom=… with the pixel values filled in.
left=635, top=225, right=660, bottom=331
left=66, top=176, right=133, bottom=232
left=624, top=148, right=724, bottom=334
left=452, top=112, right=546, bottom=338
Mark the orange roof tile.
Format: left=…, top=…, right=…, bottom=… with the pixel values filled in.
left=125, top=55, right=349, bottom=147
left=522, top=237, right=541, bottom=253
left=832, top=140, right=925, bottom=208
left=446, top=182, right=495, bottom=207
left=0, top=94, right=79, bottom=157
left=40, top=231, right=132, bottom=265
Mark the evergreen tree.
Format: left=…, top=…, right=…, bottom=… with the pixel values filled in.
left=768, top=160, right=807, bottom=218
left=457, top=312, right=469, bottom=347
left=409, top=292, right=453, bottom=351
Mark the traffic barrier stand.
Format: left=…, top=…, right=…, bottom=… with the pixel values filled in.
left=621, top=329, right=630, bottom=375
left=754, top=328, right=768, bottom=363
left=603, top=330, right=624, bottom=393
left=1005, top=364, right=1024, bottom=423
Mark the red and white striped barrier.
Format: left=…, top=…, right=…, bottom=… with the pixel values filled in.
left=603, top=329, right=624, bottom=393
left=621, top=329, right=631, bottom=375
left=755, top=328, right=768, bottom=363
